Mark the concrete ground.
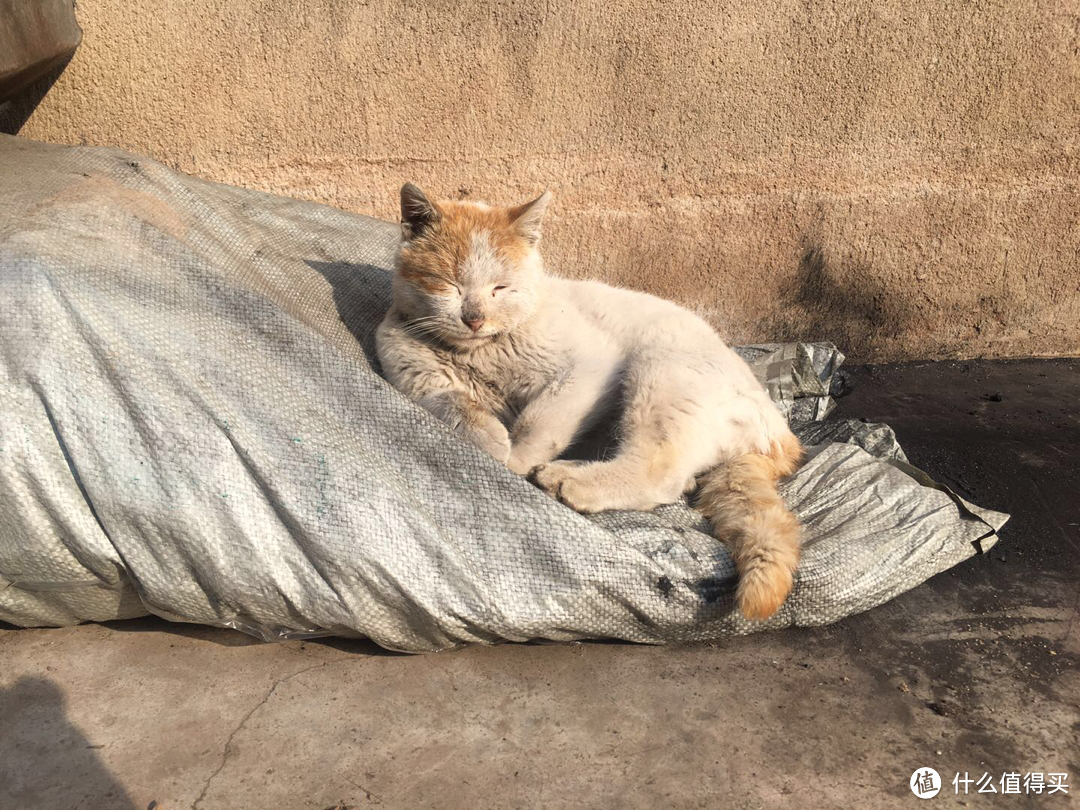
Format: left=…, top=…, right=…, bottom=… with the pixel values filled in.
left=2, top=358, right=1078, bottom=809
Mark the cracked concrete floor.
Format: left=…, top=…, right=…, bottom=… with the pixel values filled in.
left=2, top=358, right=1078, bottom=809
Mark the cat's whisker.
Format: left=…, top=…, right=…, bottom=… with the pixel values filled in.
left=401, top=318, right=446, bottom=339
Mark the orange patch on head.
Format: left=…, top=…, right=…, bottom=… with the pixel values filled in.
left=398, top=201, right=531, bottom=291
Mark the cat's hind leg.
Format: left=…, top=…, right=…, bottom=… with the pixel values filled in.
left=531, top=355, right=716, bottom=512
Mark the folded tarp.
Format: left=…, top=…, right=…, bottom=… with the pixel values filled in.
left=0, top=136, right=1007, bottom=651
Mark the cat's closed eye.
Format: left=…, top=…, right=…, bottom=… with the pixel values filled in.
left=492, top=285, right=508, bottom=296
left=426, top=275, right=459, bottom=294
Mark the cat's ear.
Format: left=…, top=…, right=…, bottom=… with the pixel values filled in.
left=509, top=190, right=551, bottom=245
left=400, top=182, right=440, bottom=238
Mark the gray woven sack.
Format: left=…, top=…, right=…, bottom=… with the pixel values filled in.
left=0, top=136, right=1007, bottom=651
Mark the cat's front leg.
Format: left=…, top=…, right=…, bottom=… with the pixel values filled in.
left=506, top=360, right=618, bottom=475
left=470, top=416, right=513, bottom=463
left=506, top=437, right=559, bottom=476
left=419, top=391, right=511, bottom=464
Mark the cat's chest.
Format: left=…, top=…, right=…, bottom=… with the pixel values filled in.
left=451, top=337, right=564, bottom=409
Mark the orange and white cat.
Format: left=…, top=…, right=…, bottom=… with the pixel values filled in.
left=376, top=185, right=804, bottom=619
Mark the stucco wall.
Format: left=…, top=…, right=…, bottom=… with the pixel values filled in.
left=18, top=0, right=1080, bottom=361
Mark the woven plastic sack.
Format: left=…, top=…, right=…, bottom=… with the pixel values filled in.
left=0, top=136, right=1008, bottom=651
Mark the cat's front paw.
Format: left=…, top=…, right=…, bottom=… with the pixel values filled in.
left=530, top=460, right=604, bottom=513
left=468, top=420, right=512, bottom=464
left=506, top=452, right=535, bottom=476
left=506, top=446, right=548, bottom=476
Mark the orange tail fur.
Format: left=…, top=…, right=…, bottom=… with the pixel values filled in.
left=695, top=432, right=804, bottom=620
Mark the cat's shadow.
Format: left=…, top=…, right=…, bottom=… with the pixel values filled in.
left=305, top=259, right=394, bottom=369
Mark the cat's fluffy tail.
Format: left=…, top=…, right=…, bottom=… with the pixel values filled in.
left=695, top=433, right=804, bottom=620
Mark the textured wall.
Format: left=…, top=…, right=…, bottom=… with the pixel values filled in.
left=19, top=0, right=1080, bottom=361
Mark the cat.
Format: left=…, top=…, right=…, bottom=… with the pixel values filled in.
left=375, top=184, right=804, bottom=619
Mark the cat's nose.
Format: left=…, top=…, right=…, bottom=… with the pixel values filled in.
left=463, top=316, right=486, bottom=332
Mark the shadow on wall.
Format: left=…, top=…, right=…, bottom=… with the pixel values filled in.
left=0, top=56, right=71, bottom=135
left=775, top=244, right=916, bottom=354
left=305, top=260, right=394, bottom=370
left=0, top=676, right=137, bottom=809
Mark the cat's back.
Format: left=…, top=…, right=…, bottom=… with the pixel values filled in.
left=555, top=277, right=723, bottom=351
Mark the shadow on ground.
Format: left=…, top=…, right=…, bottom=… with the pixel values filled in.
left=100, top=615, right=408, bottom=656
left=0, top=676, right=136, bottom=809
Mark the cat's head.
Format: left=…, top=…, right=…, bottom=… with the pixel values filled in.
left=392, top=183, right=551, bottom=348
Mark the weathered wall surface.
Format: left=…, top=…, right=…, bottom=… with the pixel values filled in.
left=18, top=0, right=1080, bottom=361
